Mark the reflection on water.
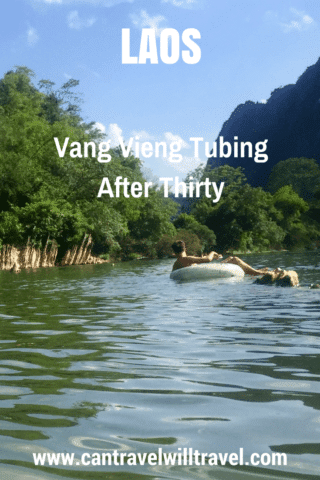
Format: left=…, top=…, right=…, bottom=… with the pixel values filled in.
left=0, top=252, right=320, bottom=479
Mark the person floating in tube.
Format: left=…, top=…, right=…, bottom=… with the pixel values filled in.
left=171, top=240, right=299, bottom=286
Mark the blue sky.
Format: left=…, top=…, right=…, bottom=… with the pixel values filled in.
left=1, top=0, right=320, bottom=181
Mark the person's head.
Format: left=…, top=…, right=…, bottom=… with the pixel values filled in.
left=171, top=240, right=186, bottom=254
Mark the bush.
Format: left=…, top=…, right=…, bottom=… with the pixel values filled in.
left=99, top=253, right=110, bottom=261
left=119, top=237, right=157, bottom=260
left=173, top=213, right=216, bottom=252
left=0, top=200, right=91, bottom=251
left=156, top=234, right=176, bottom=258
left=124, top=253, right=142, bottom=261
left=0, top=211, right=24, bottom=245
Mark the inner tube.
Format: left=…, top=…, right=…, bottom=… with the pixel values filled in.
left=170, top=262, right=245, bottom=281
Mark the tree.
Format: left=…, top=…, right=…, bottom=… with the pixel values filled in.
left=202, top=185, right=285, bottom=251
left=191, top=165, right=247, bottom=224
left=0, top=67, right=179, bottom=258
left=267, top=157, right=320, bottom=200
left=272, top=185, right=310, bottom=248
left=173, top=213, right=216, bottom=252
left=127, top=190, right=177, bottom=241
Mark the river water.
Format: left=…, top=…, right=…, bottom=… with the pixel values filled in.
left=0, top=251, right=320, bottom=480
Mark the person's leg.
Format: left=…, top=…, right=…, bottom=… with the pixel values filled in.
left=255, top=269, right=299, bottom=287
left=221, top=256, right=268, bottom=276
left=276, top=269, right=299, bottom=287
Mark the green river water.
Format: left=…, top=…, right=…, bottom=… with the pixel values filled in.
left=0, top=251, right=320, bottom=480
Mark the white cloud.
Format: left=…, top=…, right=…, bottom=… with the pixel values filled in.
left=261, top=99, right=267, bottom=104
left=101, top=124, right=198, bottom=173
left=107, top=123, right=124, bottom=148
left=130, top=129, right=190, bottom=151
left=135, top=129, right=194, bottom=172
left=67, top=10, right=96, bottom=29
left=130, top=9, right=166, bottom=37
left=94, top=122, right=106, bottom=134
left=164, top=132, right=190, bottom=149
left=265, top=8, right=315, bottom=33
left=27, top=27, right=39, bottom=46
left=161, top=0, right=201, bottom=8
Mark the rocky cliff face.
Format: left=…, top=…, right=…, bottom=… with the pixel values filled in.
left=207, top=58, right=320, bottom=187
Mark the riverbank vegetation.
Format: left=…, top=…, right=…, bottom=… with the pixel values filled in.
left=184, top=162, right=320, bottom=253
left=0, top=67, right=178, bottom=263
left=0, top=67, right=319, bottom=265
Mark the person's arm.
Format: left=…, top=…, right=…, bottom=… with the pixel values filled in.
left=187, top=251, right=222, bottom=265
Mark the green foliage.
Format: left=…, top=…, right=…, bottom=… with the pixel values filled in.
left=0, top=211, right=24, bottom=246
left=191, top=165, right=247, bottom=224
left=156, top=234, right=176, bottom=259
left=0, top=199, right=91, bottom=248
left=272, top=185, right=310, bottom=248
left=1, top=67, right=319, bottom=259
left=99, top=253, right=110, bottom=261
left=188, top=162, right=319, bottom=253
left=127, top=191, right=177, bottom=242
left=306, top=186, right=320, bottom=242
left=78, top=200, right=128, bottom=254
left=267, top=157, right=320, bottom=200
left=0, top=67, right=179, bottom=259
left=119, top=237, right=157, bottom=260
left=194, top=182, right=286, bottom=252
left=203, top=164, right=247, bottom=190
left=184, top=164, right=208, bottom=183
left=273, top=185, right=308, bottom=217
left=187, top=162, right=320, bottom=252
left=124, top=253, right=143, bottom=261
left=173, top=213, right=216, bottom=252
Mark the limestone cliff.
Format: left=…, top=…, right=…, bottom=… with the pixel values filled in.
left=207, top=58, right=320, bottom=187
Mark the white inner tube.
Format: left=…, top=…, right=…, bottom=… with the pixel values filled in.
left=170, top=262, right=245, bottom=281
